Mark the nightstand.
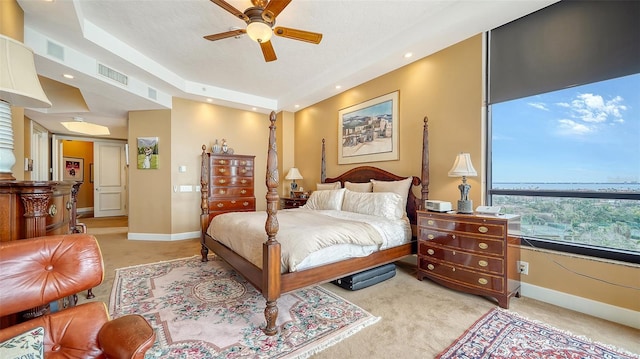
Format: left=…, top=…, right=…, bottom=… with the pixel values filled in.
left=280, top=197, right=307, bottom=209
left=416, top=211, right=521, bottom=308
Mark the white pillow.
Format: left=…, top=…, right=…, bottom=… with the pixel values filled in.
left=342, top=190, right=404, bottom=219
left=370, top=177, right=413, bottom=214
left=344, top=181, right=373, bottom=192
left=316, top=182, right=341, bottom=191
left=0, top=326, right=44, bottom=359
left=302, top=188, right=345, bottom=210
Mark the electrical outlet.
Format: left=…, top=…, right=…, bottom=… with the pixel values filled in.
left=517, top=260, right=529, bottom=275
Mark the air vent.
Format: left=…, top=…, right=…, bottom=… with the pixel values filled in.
left=46, top=41, right=64, bottom=61
left=97, top=63, right=128, bottom=86
left=148, top=87, right=157, bottom=100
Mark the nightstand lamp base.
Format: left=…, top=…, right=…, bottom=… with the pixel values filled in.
left=457, top=200, right=473, bottom=214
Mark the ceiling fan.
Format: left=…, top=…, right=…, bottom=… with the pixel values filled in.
left=204, top=0, right=323, bottom=62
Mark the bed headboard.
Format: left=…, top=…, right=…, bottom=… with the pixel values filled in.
left=324, top=167, right=421, bottom=225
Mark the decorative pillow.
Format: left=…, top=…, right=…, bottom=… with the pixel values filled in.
left=316, top=182, right=341, bottom=191
left=344, top=181, right=373, bottom=192
left=302, top=188, right=345, bottom=210
left=370, top=177, right=413, bottom=214
left=0, top=326, right=44, bottom=359
left=342, top=190, right=404, bottom=219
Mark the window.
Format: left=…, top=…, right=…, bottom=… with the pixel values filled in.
left=490, top=74, right=640, bottom=263
left=487, top=1, right=640, bottom=264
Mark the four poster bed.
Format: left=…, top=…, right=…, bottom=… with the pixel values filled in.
left=200, top=111, right=430, bottom=335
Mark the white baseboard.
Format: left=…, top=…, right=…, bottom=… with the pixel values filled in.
left=521, top=282, right=639, bottom=329
left=127, top=231, right=200, bottom=241
left=77, top=207, right=93, bottom=214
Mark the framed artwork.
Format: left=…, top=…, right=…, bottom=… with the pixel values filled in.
left=90, top=163, right=94, bottom=183
left=63, top=157, right=84, bottom=181
left=137, top=137, right=159, bottom=169
left=338, top=91, right=399, bottom=164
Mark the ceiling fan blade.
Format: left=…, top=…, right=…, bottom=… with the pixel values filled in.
left=273, top=26, right=322, bottom=44
left=210, top=0, right=249, bottom=22
left=204, top=29, right=246, bottom=41
left=262, top=0, right=292, bottom=22
left=260, top=41, right=277, bottom=62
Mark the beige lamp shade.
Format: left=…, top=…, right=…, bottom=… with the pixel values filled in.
left=0, top=34, right=51, bottom=180
left=285, top=167, right=303, bottom=180
left=0, top=34, right=51, bottom=108
left=448, top=153, right=477, bottom=177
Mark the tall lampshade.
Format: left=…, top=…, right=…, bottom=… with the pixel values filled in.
left=0, top=34, right=52, bottom=180
left=285, top=167, right=303, bottom=196
left=448, top=153, right=477, bottom=213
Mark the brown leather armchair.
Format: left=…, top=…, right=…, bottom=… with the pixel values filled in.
left=0, top=234, right=155, bottom=359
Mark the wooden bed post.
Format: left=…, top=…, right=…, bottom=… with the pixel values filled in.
left=320, top=138, right=326, bottom=183
left=263, top=111, right=281, bottom=336
left=200, top=145, right=211, bottom=262
left=421, top=116, right=430, bottom=207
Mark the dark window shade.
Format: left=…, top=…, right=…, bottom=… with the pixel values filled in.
left=489, top=0, right=640, bottom=105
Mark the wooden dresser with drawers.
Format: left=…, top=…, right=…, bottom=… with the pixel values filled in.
left=204, top=153, right=256, bottom=218
left=416, top=211, right=521, bottom=308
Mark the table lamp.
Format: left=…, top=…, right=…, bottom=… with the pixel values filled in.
left=285, top=167, right=303, bottom=197
left=448, top=153, right=477, bottom=214
left=0, top=34, right=52, bottom=180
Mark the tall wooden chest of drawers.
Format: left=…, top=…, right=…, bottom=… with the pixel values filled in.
left=205, top=153, right=256, bottom=219
left=416, top=211, right=521, bottom=308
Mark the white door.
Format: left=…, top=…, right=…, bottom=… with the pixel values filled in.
left=94, top=141, right=127, bottom=217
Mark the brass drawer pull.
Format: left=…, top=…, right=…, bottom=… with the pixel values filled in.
left=427, top=248, right=435, bottom=255
left=427, top=264, right=434, bottom=270
left=478, top=278, right=488, bottom=285
left=478, top=226, right=488, bottom=233
left=48, top=204, right=57, bottom=217
left=218, top=179, right=226, bottom=184
left=241, top=169, right=247, bottom=174
left=241, top=179, right=247, bottom=184
left=218, top=160, right=227, bottom=165
left=217, top=203, right=224, bottom=208
left=427, top=234, right=434, bottom=240
left=243, top=201, right=249, bottom=206
left=231, top=200, right=236, bottom=204
left=218, top=189, right=226, bottom=194
left=240, top=189, right=247, bottom=194
left=240, top=161, right=246, bottom=165
left=478, top=260, right=488, bottom=267
left=427, top=220, right=434, bottom=225
left=478, top=242, right=488, bottom=250
left=66, top=201, right=72, bottom=210
left=218, top=168, right=226, bottom=173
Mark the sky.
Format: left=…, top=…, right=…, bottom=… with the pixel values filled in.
left=492, top=73, right=640, bottom=183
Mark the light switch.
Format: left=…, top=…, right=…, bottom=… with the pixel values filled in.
left=178, top=165, right=187, bottom=173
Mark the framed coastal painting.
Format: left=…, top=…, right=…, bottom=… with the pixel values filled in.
left=338, top=91, right=399, bottom=164
left=137, top=137, right=159, bottom=169
left=63, top=157, right=84, bottom=181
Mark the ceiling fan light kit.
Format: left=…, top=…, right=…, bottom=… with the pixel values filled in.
left=206, top=0, right=322, bottom=62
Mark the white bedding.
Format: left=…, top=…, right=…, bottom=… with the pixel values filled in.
left=207, top=208, right=411, bottom=272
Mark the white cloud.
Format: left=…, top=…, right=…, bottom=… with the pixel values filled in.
left=528, top=102, right=549, bottom=111
left=569, top=93, right=626, bottom=123
left=557, top=119, right=592, bottom=135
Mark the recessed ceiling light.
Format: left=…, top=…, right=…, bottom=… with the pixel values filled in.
left=294, top=105, right=300, bottom=108
left=404, top=52, right=413, bottom=58
left=63, top=74, right=74, bottom=79
left=206, top=98, right=213, bottom=102
left=335, top=85, right=342, bottom=89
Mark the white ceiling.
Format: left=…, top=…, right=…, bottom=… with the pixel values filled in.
left=17, top=0, right=557, bottom=139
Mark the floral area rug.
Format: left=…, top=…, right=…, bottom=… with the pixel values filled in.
left=437, top=308, right=639, bottom=359
left=109, top=255, right=379, bottom=358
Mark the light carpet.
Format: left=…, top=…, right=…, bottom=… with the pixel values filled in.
left=109, top=255, right=379, bottom=358
left=436, top=307, right=639, bottom=359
